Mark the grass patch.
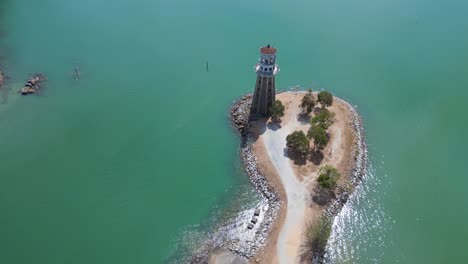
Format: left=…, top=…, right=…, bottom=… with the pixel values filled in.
left=300, top=216, right=332, bottom=263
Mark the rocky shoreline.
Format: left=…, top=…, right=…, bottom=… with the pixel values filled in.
left=322, top=97, right=368, bottom=219
left=227, top=95, right=281, bottom=258
left=228, top=92, right=368, bottom=263
left=317, top=97, right=368, bottom=263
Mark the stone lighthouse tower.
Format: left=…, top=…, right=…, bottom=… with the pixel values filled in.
left=251, top=44, right=280, bottom=117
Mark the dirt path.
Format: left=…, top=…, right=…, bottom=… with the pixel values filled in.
left=251, top=92, right=356, bottom=263
left=261, top=95, right=308, bottom=264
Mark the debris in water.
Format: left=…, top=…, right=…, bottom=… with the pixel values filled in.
left=21, top=74, right=46, bottom=95
left=0, top=70, right=4, bottom=88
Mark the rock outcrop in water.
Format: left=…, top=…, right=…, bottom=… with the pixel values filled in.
left=21, top=74, right=46, bottom=95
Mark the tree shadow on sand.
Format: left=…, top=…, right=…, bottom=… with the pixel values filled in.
left=313, top=106, right=322, bottom=114
left=283, top=147, right=307, bottom=165
left=298, top=221, right=314, bottom=264
left=309, top=149, right=324, bottom=165
left=246, top=116, right=267, bottom=143
left=267, top=120, right=282, bottom=131
left=297, top=112, right=311, bottom=125
left=311, top=185, right=336, bottom=206
left=247, top=115, right=282, bottom=144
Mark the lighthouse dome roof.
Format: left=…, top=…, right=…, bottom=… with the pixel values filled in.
left=260, top=44, right=276, bottom=54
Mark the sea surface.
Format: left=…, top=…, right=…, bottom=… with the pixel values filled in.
left=1, top=0, right=467, bottom=263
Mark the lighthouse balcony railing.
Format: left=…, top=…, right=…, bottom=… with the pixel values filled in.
left=256, top=71, right=275, bottom=77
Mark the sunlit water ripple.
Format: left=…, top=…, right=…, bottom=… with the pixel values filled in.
left=325, top=159, right=394, bottom=263
left=166, top=180, right=262, bottom=263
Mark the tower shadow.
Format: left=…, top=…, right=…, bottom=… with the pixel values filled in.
left=266, top=120, right=281, bottom=131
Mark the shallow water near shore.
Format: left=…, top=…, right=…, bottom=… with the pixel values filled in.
left=1, top=0, right=468, bottom=263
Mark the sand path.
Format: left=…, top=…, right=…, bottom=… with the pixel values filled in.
left=252, top=93, right=356, bottom=263
left=261, top=98, right=307, bottom=264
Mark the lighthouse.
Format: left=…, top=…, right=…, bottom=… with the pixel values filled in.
left=251, top=44, right=280, bottom=117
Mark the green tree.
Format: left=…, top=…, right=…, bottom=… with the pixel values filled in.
left=310, top=109, right=335, bottom=129
left=301, top=93, right=316, bottom=114
left=307, top=125, right=329, bottom=150
left=286, top=131, right=310, bottom=157
left=317, top=91, right=333, bottom=108
left=268, top=100, right=285, bottom=122
left=317, top=165, right=341, bottom=189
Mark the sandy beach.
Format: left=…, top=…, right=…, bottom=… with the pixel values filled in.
left=249, top=92, right=357, bottom=263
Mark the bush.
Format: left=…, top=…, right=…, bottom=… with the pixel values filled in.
left=286, top=131, right=310, bottom=157
left=317, top=165, right=341, bottom=189
left=301, top=93, right=315, bottom=114
left=302, top=216, right=332, bottom=262
left=307, top=125, right=329, bottom=150
left=310, top=108, right=335, bottom=129
left=318, top=91, right=333, bottom=108
left=268, top=100, right=285, bottom=122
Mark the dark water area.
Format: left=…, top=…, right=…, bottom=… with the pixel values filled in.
left=1, top=0, right=468, bottom=263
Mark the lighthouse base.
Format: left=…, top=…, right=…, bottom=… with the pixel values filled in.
left=251, top=76, right=276, bottom=117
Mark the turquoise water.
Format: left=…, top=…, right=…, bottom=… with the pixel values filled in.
left=1, top=0, right=468, bottom=263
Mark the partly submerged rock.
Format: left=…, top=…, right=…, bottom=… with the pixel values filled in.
left=207, top=248, right=248, bottom=264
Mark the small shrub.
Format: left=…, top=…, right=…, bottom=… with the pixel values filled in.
left=307, top=125, right=329, bottom=150
left=302, top=216, right=332, bottom=262
left=318, top=91, right=333, bottom=108
left=268, top=100, right=285, bottom=122
left=310, top=108, right=335, bottom=129
left=286, top=131, right=310, bottom=157
left=317, top=165, right=341, bottom=189
left=301, top=92, right=315, bottom=114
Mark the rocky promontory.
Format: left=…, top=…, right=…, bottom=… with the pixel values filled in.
left=228, top=91, right=368, bottom=264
